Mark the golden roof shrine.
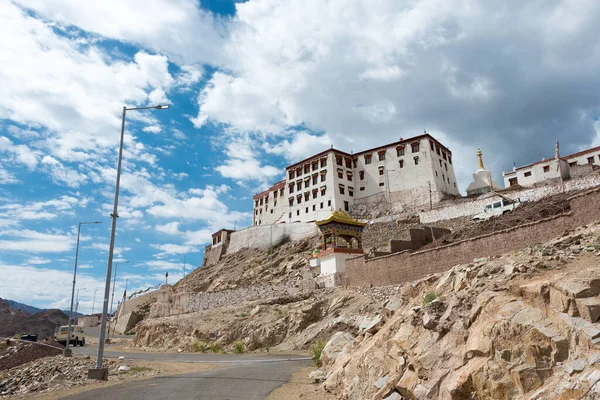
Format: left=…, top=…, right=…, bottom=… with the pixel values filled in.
left=316, top=209, right=367, bottom=251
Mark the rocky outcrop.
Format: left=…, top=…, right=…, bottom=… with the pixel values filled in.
left=322, top=223, right=600, bottom=399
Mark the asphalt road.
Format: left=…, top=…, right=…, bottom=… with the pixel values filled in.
left=63, top=358, right=312, bottom=400
left=66, top=345, right=313, bottom=399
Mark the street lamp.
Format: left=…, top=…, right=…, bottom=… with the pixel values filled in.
left=92, top=288, right=98, bottom=315
left=75, top=287, right=87, bottom=316
left=92, top=104, right=170, bottom=378
left=64, top=221, right=101, bottom=357
left=107, top=260, right=129, bottom=339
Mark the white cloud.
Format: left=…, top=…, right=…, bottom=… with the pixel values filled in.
left=0, top=230, right=73, bottom=253
left=41, top=155, right=87, bottom=187
left=155, top=221, right=181, bottom=235
left=27, top=257, right=52, bottom=265
left=263, top=131, right=332, bottom=163
left=216, top=159, right=281, bottom=181
left=142, top=260, right=183, bottom=271
left=143, top=125, right=162, bottom=134
left=0, top=136, right=40, bottom=170
left=150, top=243, right=197, bottom=256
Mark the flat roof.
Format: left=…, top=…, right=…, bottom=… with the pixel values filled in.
left=506, top=145, right=600, bottom=175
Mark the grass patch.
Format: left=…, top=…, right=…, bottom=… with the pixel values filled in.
left=240, top=312, right=249, bottom=317
left=210, top=343, right=223, bottom=353
left=192, top=340, right=208, bottom=353
left=421, top=291, right=439, bottom=306
left=233, top=341, right=245, bottom=354
left=309, top=340, right=326, bottom=367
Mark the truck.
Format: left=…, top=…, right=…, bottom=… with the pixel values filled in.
left=473, top=198, right=521, bottom=221
left=55, top=325, right=85, bottom=347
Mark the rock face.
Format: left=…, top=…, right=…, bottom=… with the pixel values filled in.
left=321, top=332, right=354, bottom=366
left=322, top=224, right=600, bottom=399
left=0, top=299, right=67, bottom=339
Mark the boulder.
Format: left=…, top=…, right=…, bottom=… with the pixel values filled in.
left=359, top=316, right=383, bottom=334
left=575, top=297, right=600, bottom=323
left=309, top=369, right=327, bottom=383
left=510, top=366, right=543, bottom=394
left=422, top=312, right=438, bottom=330
left=321, top=332, right=354, bottom=366
left=382, top=297, right=403, bottom=317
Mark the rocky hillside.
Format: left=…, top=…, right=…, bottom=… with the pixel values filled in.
left=180, top=234, right=322, bottom=292
left=318, top=223, right=600, bottom=399
left=0, top=299, right=67, bottom=339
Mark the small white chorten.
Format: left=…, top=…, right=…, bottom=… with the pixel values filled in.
left=466, top=149, right=500, bottom=196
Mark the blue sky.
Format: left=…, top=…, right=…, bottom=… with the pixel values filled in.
left=1, top=0, right=599, bottom=312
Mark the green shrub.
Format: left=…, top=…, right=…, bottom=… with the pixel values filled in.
left=233, top=341, right=245, bottom=354
left=240, top=312, right=248, bottom=317
left=309, top=340, right=326, bottom=367
left=192, top=340, right=208, bottom=353
left=422, top=291, right=438, bottom=306
left=210, top=343, right=223, bottom=353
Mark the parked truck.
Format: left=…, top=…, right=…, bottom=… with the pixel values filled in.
left=473, top=198, right=521, bottom=221
left=55, top=325, right=85, bottom=346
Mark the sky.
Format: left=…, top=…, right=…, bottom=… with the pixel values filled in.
left=1, top=0, right=599, bottom=313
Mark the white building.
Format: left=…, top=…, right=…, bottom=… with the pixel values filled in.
left=502, top=143, right=600, bottom=188
left=253, top=133, right=460, bottom=225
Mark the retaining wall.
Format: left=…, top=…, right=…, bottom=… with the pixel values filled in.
left=346, top=188, right=600, bottom=287
left=418, top=174, right=600, bottom=224
left=225, top=222, right=318, bottom=255
left=117, top=290, right=158, bottom=318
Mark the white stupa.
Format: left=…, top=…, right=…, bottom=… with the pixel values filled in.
left=466, top=149, right=500, bottom=196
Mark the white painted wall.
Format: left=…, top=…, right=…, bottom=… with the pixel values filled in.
left=319, top=252, right=356, bottom=275
left=225, top=222, right=318, bottom=255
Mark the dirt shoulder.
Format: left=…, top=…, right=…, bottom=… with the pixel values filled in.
left=265, top=366, right=334, bottom=400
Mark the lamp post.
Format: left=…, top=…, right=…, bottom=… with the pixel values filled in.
left=75, top=287, right=86, bottom=316
left=92, top=288, right=98, bottom=315
left=107, top=260, right=128, bottom=340
left=384, top=168, right=396, bottom=240
left=64, top=221, right=101, bottom=357
left=92, top=104, right=170, bottom=378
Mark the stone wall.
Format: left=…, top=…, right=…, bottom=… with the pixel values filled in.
left=149, top=283, right=302, bottom=318
left=346, top=187, right=600, bottom=287
left=202, top=243, right=226, bottom=267
left=117, top=290, right=158, bottom=318
left=419, top=174, right=600, bottom=224
left=225, top=222, right=318, bottom=255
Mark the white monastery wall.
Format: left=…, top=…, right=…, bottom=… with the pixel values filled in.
left=225, top=222, right=318, bottom=255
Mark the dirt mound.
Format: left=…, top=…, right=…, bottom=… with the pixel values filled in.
left=0, top=339, right=63, bottom=371
left=0, top=298, right=68, bottom=340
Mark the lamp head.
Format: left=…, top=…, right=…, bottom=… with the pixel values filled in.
left=156, top=105, right=170, bottom=110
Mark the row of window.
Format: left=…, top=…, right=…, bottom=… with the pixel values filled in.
left=254, top=187, right=285, bottom=207
left=288, top=158, right=328, bottom=180
left=289, top=171, right=327, bottom=193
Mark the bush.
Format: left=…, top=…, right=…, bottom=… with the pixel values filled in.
left=192, top=340, right=208, bottom=353
left=240, top=312, right=248, bottom=317
left=233, top=341, right=245, bottom=354
left=422, top=291, right=438, bottom=306
left=309, top=340, right=326, bottom=367
left=210, top=343, right=223, bottom=353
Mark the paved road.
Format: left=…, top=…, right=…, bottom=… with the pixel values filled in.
left=66, top=345, right=312, bottom=399
left=63, top=358, right=311, bottom=400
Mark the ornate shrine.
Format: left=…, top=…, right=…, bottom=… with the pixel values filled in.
left=315, top=209, right=367, bottom=255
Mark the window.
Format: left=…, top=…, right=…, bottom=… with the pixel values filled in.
left=289, top=212, right=291, bottom=219
left=320, top=202, right=323, bottom=209
left=353, top=159, right=357, bottom=168
left=344, top=201, right=349, bottom=211
left=378, top=167, right=384, bottom=176
left=339, top=186, right=345, bottom=195
left=435, top=171, right=438, bottom=177
left=312, top=175, right=318, bottom=185
left=543, top=165, right=550, bottom=173
left=493, top=202, right=501, bottom=209
left=442, top=152, right=447, bottom=161
left=312, top=189, right=318, bottom=199
left=345, top=158, right=352, bottom=168
left=439, top=159, right=442, bottom=167
left=274, top=200, right=277, bottom=207
left=273, top=190, right=278, bottom=199
left=296, top=182, right=302, bottom=191
left=270, top=209, right=273, bottom=214
left=321, top=174, right=326, bottom=182
left=260, top=198, right=263, bottom=205
left=448, top=155, right=452, bottom=165
left=509, top=177, right=518, bottom=187
left=264, top=195, right=268, bottom=204
left=296, top=167, right=302, bottom=177
left=379, top=182, right=384, bottom=186
left=288, top=170, right=295, bottom=180
left=328, top=200, right=331, bottom=207
left=320, top=158, right=327, bottom=168
left=399, top=160, right=404, bottom=168
left=312, top=162, right=318, bottom=171
left=349, top=188, right=354, bottom=197
left=411, top=142, right=420, bottom=153
left=255, top=200, right=258, bottom=207
left=305, top=207, right=308, bottom=213
left=289, top=198, right=294, bottom=206
left=297, top=194, right=302, bottom=204
left=447, top=177, right=450, bottom=184
left=304, top=192, right=310, bottom=201
left=396, top=146, right=405, bottom=156
left=414, top=156, right=419, bottom=165
left=359, top=171, right=364, bottom=180
left=336, top=156, right=342, bottom=166
left=569, top=162, right=577, bottom=167
left=255, top=210, right=258, bottom=215
left=321, top=187, right=326, bottom=196
left=378, top=151, right=386, bottom=161
left=347, top=173, right=352, bottom=181
left=337, top=171, right=343, bottom=179
left=429, top=140, right=434, bottom=151
left=445, top=163, right=448, bottom=171
left=364, top=154, right=372, bottom=164
left=304, top=180, right=310, bottom=189
left=360, top=187, right=365, bottom=191
left=588, top=157, right=595, bottom=164
left=524, top=171, right=532, bottom=177
left=436, top=146, right=441, bottom=156
left=442, top=174, right=445, bottom=182
left=312, top=205, right=316, bottom=211
left=289, top=184, right=294, bottom=194
left=297, top=210, right=300, bottom=216
left=304, top=164, right=310, bottom=174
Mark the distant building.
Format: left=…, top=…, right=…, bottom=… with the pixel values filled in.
left=252, top=133, right=460, bottom=225
left=503, top=142, right=599, bottom=188
left=466, top=149, right=500, bottom=196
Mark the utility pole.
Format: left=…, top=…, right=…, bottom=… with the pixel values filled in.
left=269, top=223, right=273, bottom=280
left=428, top=181, right=433, bottom=211
left=183, top=254, right=186, bottom=278
left=92, top=288, right=97, bottom=315
left=384, top=168, right=396, bottom=240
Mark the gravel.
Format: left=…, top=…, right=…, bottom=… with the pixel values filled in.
left=0, top=340, right=63, bottom=372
